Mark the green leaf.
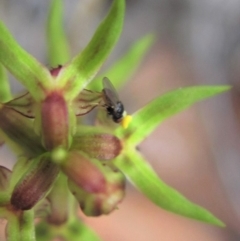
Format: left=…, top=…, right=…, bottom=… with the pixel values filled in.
left=117, top=85, right=231, bottom=145
left=114, top=149, right=224, bottom=226
left=58, top=0, right=125, bottom=100
left=0, top=22, right=52, bottom=100
left=0, top=64, right=11, bottom=102
left=89, top=34, right=155, bottom=91
left=47, top=0, right=70, bottom=66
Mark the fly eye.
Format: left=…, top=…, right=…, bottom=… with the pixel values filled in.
left=115, top=102, right=124, bottom=114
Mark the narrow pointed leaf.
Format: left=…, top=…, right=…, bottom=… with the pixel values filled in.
left=0, top=22, right=52, bottom=99
left=117, top=86, right=231, bottom=145
left=59, top=0, right=125, bottom=100
left=89, top=34, right=155, bottom=91
left=114, top=149, right=224, bottom=226
left=0, top=64, right=11, bottom=102
left=47, top=0, right=70, bottom=66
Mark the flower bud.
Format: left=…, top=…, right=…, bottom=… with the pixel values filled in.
left=61, top=151, right=106, bottom=193
left=67, top=158, right=125, bottom=216
left=72, top=132, right=122, bottom=160
left=10, top=153, right=59, bottom=210
left=40, top=92, right=72, bottom=150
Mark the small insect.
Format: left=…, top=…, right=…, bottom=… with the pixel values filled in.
left=64, top=77, right=132, bottom=128
left=101, top=77, right=132, bottom=128
left=102, top=77, right=125, bottom=123
left=76, top=77, right=133, bottom=128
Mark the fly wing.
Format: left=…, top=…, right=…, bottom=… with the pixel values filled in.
left=5, top=92, right=35, bottom=118
left=102, top=77, right=119, bottom=107
left=73, top=89, right=103, bottom=116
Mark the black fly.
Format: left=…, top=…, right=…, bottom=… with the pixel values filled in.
left=102, top=77, right=125, bottom=123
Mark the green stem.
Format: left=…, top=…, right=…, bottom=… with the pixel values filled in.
left=47, top=172, right=70, bottom=224
left=6, top=210, right=35, bottom=241
left=0, top=64, right=11, bottom=102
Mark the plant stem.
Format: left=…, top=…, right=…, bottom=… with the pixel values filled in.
left=0, top=64, right=11, bottom=102
left=6, top=209, right=35, bottom=241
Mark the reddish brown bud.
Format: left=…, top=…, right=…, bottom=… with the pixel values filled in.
left=68, top=163, right=125, bottom=216
left=10, top=153, right=59, bottom=210
left=72, top=132, right=122, bottom=160
left=41, top=92, right=70, bottom=150
left=61, top=151, right=106, bottom=193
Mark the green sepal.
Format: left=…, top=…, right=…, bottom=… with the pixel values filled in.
left=58, top=0, right=125, bottom=100
left=116, top=85, right=231, bottom=145
left=114, top=149, right=224, bottom=226
left=0, top=22, right=52, bottom=100
left=9, top=157, right=35, bottom=194
left=47, top=0, right=70, bottom=66
left=89, top=34, right=155, bottom=91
